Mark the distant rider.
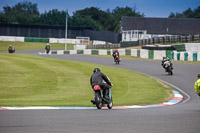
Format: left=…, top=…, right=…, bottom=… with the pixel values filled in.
left=90, top=68, right=112, bottom=103
left=161, top=57, right=173, bottom=70
left=8, top=45, right=15, bottom=53
left=112, top=49, right=120, bottom=61
left=194, top=74, right=200, bottom=96
left=45, top=43, right=50, bottom=54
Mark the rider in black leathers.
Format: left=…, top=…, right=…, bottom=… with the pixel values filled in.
left=161, top=57, right=173, bottom=71
left=90, top=68, right=112, bottom=103
left=45, top=43, right=50, bottom=54
left=8, top=45, right=15, bottom=53
left=112, top=49, right=120, bottom=61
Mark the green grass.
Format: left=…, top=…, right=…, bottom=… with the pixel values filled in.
left=0, top=53, right=173, bottom=107
left=0, top=41, right=74, bottom=52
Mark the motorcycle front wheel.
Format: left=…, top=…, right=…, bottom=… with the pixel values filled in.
left=107, top=96, right=113, bottom=109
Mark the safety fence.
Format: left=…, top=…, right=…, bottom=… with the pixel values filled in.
left=39, top=49, right=200, bottom=61
left=0, top=24, right=120, bottom=43
left=139, top=34, right=200, bottom=46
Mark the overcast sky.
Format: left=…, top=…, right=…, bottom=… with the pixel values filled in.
left=0, top=0, right=199, bottom=17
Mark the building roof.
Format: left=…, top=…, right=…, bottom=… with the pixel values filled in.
left=121, top=16, right=200, bottom=35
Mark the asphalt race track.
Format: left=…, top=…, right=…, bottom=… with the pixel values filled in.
left=0, top=50, right=200, bottom=133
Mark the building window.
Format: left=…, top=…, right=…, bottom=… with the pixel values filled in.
left=122, top=30, right=147, bottom=42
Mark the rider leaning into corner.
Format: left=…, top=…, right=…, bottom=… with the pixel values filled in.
left=161, top=56, right=173, bottom=70
left=194, top=74, right=200, bottom=96
left=90, top=68, right=112, bottom=104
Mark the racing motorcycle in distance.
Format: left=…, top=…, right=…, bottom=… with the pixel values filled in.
left=163, top=60, right=173, bottom=75
left=46, top=47, right=50, bottom=54
left=8, top=46, right=15, bottom=53
left=114, top=53, right=120, bottom=65
left=92, top=85, right=113, bottom=109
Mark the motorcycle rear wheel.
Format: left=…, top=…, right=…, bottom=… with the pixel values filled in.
left=168, top=67, right=173, bottom=75
left=95, top=92, right=102, bottom=109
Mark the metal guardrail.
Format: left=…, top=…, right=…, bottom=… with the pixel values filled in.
left=139, top=34, right=200, bottom=46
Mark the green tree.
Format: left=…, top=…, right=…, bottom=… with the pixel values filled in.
left=112, top=6, right=144, bottom=32
left=169, top=6, right=200, bottom=18
left=69, top=16, right=102, bottom=31
left=39, top=9, right=67, bottom=25
left=0, top=1, right=145, bottom=33
left=0, top=1, right=39, bottom=24
left=72, top=7, right=110, bottom=31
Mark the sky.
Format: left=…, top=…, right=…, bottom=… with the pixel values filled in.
left=0, top=0, right=199, bottom=17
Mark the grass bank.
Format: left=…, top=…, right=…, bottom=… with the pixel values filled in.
left=0, top=53, right=173, bottom=107
left=0, top=41, right=74, bottom=52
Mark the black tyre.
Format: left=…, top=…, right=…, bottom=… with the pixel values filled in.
left=95, top=92, right=102, bottom=109
left=170, top=71, right=173, bottom=75
left=107, top=96, right=113, bottom=109
left=168, top=67, right=173, bottom=75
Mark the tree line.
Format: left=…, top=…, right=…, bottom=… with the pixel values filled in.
left=169, top=6, right=200, bottom=18
left=0, top=1, right=199, bottom=33
left=0, top=1, right=144, bottom=33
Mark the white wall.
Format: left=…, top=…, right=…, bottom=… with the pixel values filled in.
left=99, top=50, right=107, bottom=55
left=84, top=49, right=92, bottom=55
left=49, top=38, right=79, bottom=44
left=154, top=50, right=166, bottom=60
left=140, top=49, right=148, bottom=59
left=118, top=49, right=125, bottom=56
left=185, top=43, right=200, bottom=52
left=74, top=45, right=86, bottom=50
left=0, top=36, right=24, bottom=42
left=131, top=49, right=137, bottom=57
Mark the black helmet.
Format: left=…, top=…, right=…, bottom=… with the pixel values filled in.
left=198, top=74, right=200, bottom=78
left=93, top=68, right=101, bottom=73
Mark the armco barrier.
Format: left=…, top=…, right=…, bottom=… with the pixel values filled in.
left=39, top=49, right=199, bottom=62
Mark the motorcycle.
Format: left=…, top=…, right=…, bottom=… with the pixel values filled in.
left=46, top=48, right=50, bottom=54
left=8, top=47, right=15, bottom=53
left=114, top=54, right=120, bottom=65
left=163, top=61, right=173, bottom=75
left=92, top=85, right=113, bottom=109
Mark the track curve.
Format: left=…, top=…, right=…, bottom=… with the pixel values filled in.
left=0, top=50, right=200, bottom=133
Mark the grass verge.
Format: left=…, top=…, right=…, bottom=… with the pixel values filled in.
left=0, top=53, right=173, bottom=107
left=0, top=41, right=74, bottom=52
